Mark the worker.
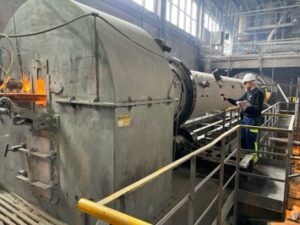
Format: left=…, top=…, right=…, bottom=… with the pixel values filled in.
left=221, top=73, right=264, bottom=164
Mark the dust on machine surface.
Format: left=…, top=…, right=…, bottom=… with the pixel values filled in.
left=0, top=0, right=246, bottom=224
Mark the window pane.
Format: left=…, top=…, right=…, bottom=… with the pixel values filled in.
left=132, top=0, right=142, bottom=5
left=204, top=13, right=208, bottom=29
left=192, top=2, right=197, bottom=19
left=166, top=1, right=170, bottom=21
left=208, top=17, right=212, bottom=32
left=186, top=0, right=192, bottom=15
left=179, top=11, right=185, bottom=29
left=191, top=20, right=196, bottom=36
left=180, top=0, right=185, bottom=10
left=185, top=16, right=191, bottom=32
left=166, top=0, right=199, bottom=38
left=171, top=5, right=178, bottom=25
left=145, top=0, right=154, bottom=12
left=172, top=0, right=178, bottom=6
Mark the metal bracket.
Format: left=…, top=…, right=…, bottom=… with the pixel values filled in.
left=4, top=143, right=26, bottom=157
left=13, top=107, right=59, bottom=132
left=0, top=97, right=14, bottom=118
left=32, top=113, right=59, bottom=132
left=4, top=143, right=56, bottom=160
left=198, top=80, right=210, bottom=88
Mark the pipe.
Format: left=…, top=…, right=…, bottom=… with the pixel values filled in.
left=267, top=14, right=287, bottom=41
left=277, top=84, right=290, bottom=103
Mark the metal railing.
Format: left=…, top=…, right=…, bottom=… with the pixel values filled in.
left=77, top=103, right=296, bottom=225
left=204, top=39, right=300, bottom=57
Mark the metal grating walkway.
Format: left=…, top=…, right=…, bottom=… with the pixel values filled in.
left=0, top=192, right=67, bottom=225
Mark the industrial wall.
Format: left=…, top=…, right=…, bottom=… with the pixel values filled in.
left=0, top=0, right=24, bottom=32
left=0, top=0, right=204, bottom=71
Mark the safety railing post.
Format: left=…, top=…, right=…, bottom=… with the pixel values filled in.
left=188, top=156, right=196, bottom=225
left=257, top=129, right=261, bottom=159
left=229, top=110, right=233, bottom=128
left=222, top=110, right=226, bottom=132
left=217, top=138, right=226, bottom=225
left=233, top=128, right=241, bottom=225
left=295, top=100, right=299, bottom=128
left=120, top=195, right=126, bottom=213
left=283, top=131, right=293, bottom=210
left=272, top=104, right=275, bottom=125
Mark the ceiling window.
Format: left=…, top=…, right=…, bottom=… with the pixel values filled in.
left=203, top=12, right=221, bottom=32
left=131, top=0, right=155, bottom=13
left=166, top=0, right=198, bottom=37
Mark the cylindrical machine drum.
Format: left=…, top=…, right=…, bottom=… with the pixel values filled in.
left=189, top=71, right=244, bottom=119
left=169, top=57, right=244, bottom=125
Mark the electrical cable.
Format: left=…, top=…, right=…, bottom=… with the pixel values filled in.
left=0, top=47, right=12, bottom=77
left=93, top=14, right=165, bottom=58
left=12, top=2, right=24, bottom=80
left=4, top=13, right=93, bottom=38
left=0, top=12, right=165, bottom=59
left=0, top=33, right=15, bottom=80
left=0, top=47, right=12, bottom=65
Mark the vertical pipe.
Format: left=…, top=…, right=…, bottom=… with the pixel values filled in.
left=0, top=48, right=2, bottom=78
left=94, top=16, right=100, bottom=102
left=188, top=156, right=196, bottom=225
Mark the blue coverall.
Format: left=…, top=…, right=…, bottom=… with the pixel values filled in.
left=227, top=87, right=264, bottom=152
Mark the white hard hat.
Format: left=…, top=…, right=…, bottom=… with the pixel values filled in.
left=242, top=73, right=256, bottom=83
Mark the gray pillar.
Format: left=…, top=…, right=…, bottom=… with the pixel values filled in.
left=159, top=0, right=167, bottom=38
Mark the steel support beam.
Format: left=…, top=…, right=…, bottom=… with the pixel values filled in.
left=211, top=54, right=300, bottom=69
left=229, top=4, right=300, bottom=16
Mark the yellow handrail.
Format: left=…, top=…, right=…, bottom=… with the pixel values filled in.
left=77, top=199, right=151, bottom=225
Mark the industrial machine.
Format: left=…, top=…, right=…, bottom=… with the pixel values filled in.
left=0, top=0, right=244, bottom=224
